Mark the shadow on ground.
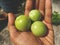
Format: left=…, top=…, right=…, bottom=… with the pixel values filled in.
left=0, top=19, right=8, bottom=32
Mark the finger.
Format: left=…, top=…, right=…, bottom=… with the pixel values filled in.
left=39, top=28, right=54, bottom=45
left=40, top=37, right=52, bottom=45
left=44, top=0, right=52, bottom=24
left=45, top=36, right=54, bottom=45
left=25, top=0, right=33, bottom=16
left=39, top=0, right=45, bottom=16
left=45, top=30, right=54, bottom=45
left=8, top=13, right=18, bottom=37
left=8, top=13, right=15, bottom=26
left=35, top=0, right=39, bottom=9
left=43, top=21, right=53, bottom=30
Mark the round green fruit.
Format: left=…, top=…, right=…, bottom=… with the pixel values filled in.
left=29, top=10, right=41, bottom=21
left=31, top=21, right=47, bottom=37
left=15, top=15, right=31, bottom=31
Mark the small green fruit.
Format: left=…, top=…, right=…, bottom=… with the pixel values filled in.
left=31, top=21, right=47, bottom=37
left=29, top=10, right=41, bottom=21
left=15, top=15, right=31, bottom=31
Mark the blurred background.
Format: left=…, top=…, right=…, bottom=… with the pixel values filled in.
left=0, top=0, right=60, bottom=45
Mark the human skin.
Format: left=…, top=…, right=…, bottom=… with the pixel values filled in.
left=8, top=0, right=54, bottom=45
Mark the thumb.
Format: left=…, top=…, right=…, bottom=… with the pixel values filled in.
left=8, top=13, right=18, bottom=37
left=8, top=13, right=15, bottom=26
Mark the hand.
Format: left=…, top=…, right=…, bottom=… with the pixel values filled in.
left=8, top=0, right=54, bottom=45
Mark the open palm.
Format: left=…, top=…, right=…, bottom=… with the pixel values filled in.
left=8, top=0, right=54, bottom=45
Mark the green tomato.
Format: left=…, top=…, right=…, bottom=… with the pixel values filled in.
left=15, top=15, right=31, bottom=31
left=31, top=21, right=47, bottom=37
left=29, top=10, right=41, bottom=21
